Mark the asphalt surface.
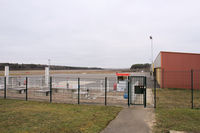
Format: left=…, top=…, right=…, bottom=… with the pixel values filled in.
left=101, top=106, right=154, bottom=133
left=0, top=72, right=153, bottom=89
left=0, top=72, right=150, bottom=78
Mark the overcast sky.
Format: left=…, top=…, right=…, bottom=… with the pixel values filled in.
left=0, top=0, right=200, bottom=68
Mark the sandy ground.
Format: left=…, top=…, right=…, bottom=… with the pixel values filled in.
left=147, top=88, right=154, bottom=107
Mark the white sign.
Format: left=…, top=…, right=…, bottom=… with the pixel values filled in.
left=117, top=81, right=127, bottom=92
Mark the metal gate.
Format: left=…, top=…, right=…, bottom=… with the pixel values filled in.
left=128, top=76, right=146, bottom=107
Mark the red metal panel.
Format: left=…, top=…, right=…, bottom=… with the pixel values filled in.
left=116, top=73, right=130, bottom=76
left=162, top=70, right=191, bottom=89
left=160, top=52, right=200, bottom=89
left=161, top=52, right=200, bottom=71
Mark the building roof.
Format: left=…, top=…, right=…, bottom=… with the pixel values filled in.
left=160, top=51, right=200, bottom=55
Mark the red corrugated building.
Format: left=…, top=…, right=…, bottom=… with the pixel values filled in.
left=154, top=51, right=200, bottom=89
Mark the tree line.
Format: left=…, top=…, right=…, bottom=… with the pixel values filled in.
left=130, top=63, right=150, bottom=72
left=0, top=63, right=102, bottom=71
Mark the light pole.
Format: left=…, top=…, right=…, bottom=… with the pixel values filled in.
left=150, top=36, right=153, bottom=75
left=48, top=59, right=51, bottom=70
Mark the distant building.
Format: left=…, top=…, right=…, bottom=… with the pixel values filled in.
left=154, top=51, right=200, bottom=89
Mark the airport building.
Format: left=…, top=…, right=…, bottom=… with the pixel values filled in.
left=154, top=51, right=200, bottom=89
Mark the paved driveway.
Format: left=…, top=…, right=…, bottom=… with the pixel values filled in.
left=101, top=106, right=155, bottom=133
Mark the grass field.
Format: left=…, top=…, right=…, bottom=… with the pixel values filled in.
left=154, top=88, right=200, bottom=132
left=156, top=88, right=200, bottom=108
left=0, top=99, right=122, bottom=133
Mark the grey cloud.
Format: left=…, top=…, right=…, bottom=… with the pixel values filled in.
left=0, top=0, right=200, bottom=68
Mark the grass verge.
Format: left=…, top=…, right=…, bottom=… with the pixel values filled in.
left=0, top=99, right=122, bottom=133
left=154, top=88, right=200, bottom=133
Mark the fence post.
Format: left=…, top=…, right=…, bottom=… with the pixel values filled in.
left=191, top=69, right=194, bottom=109
left=4, top=77, right=6, bottom=99
left=154, top=72, right=156, bottom=108
left=105, top=77, right=107, bottom=106
left=26, top=77, right=28, bottom=101
left=128, top=76, right=130, bottom=107
left=162, top=69, right=164, bottom=88
left=78, top=77, right=80, bottom=104
left=50, top=77, right=52, bottom=103
left=144, top=77, right=147, bottom=108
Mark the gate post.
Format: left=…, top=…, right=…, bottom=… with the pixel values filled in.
left=128, top=76, right=130, bottom=107
left=4, top=77, right=6, bottom=99
left=105, top=77, right=107, bottom=106
left=143, top=77, right=147, bottom=108
left=154, top=72, right=156, bottom=108
left=50, top=77, right=52, bottom=103
left=78, top=77, right=80, bottom=104
left=26, top=77, right=28, bottom=101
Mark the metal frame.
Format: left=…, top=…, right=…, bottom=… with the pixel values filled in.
left=128, top=76, right=147, bottom=107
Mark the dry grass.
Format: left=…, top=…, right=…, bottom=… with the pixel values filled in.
left=154, top=88, right=200, bottom=133
left=156, top=88, right=200, bottom=108
left=0, top=99, right=122, bottom=133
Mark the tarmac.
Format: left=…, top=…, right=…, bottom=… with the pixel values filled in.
left=101, top=106, right=155, bottom=133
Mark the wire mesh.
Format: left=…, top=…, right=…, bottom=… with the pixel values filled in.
left=52, top=77, right=77, bottom=104
left=0, top=70, right=199, bottom=109
left=0, top=77, right=4, bottom=98
left=6, top=76, right=26, bottom=100
left=79, top=78, right=105, bottom=105
left=0, top=75, right=130, bottom=106
left=156, top=70, right=192, bottom=108
left=107, top=77, right=127, bottom=106
left=130, top=76, right=144, bottom=105
left=28, top=76, right=49, bottom=102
